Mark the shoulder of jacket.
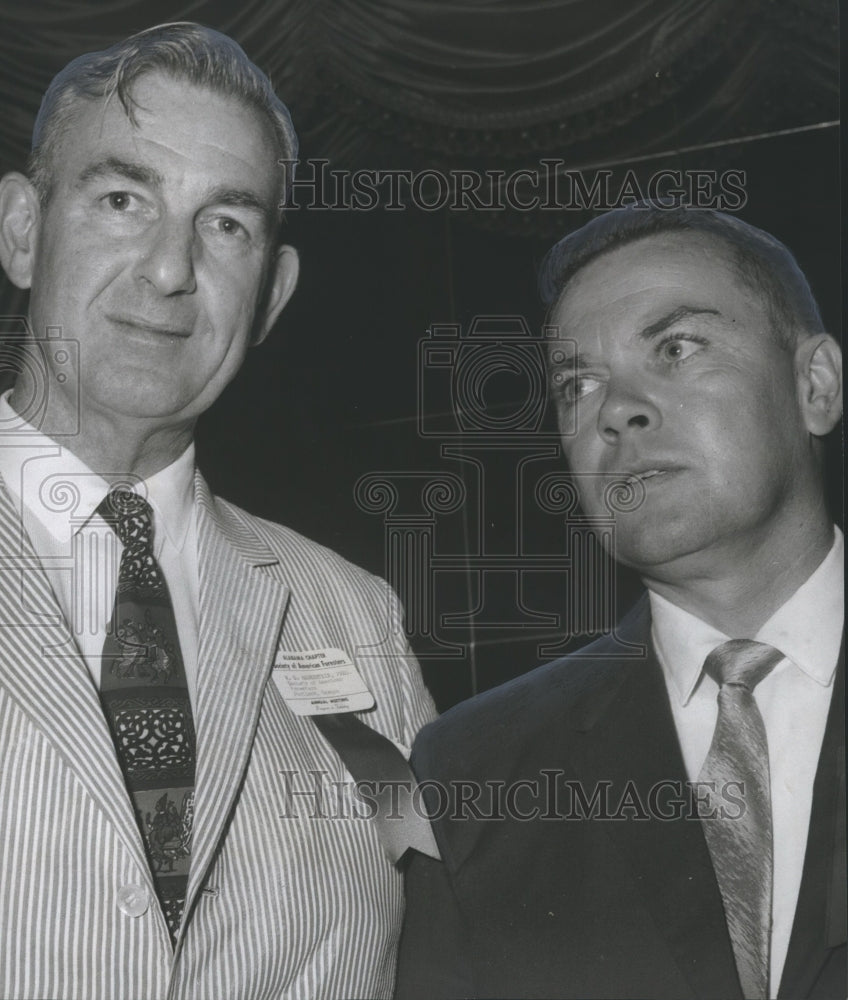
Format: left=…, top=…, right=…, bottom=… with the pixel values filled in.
left=212, top=493, right=387, bottom=589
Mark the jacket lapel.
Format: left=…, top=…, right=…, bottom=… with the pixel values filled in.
left=0, top=477, right=155, bottom=889
left=568, top=600, right=743, bottom=1000
left=183, top=474, right=291, bottom=916
left=778, top=648, right=846, bottom=998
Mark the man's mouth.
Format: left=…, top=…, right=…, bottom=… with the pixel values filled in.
left=624, top=468, right=667, bottom=488
left=610, top=464, right=688, bottom=494
left=108, top=315, right=192, bottom=338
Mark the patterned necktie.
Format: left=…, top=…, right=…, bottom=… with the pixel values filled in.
left=98, top=489, right=195, bottom=943
left=697, top=639, right=784, bottom=1000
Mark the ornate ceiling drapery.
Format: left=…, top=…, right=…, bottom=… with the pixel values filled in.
left=0, top=0, right=836, bottom=224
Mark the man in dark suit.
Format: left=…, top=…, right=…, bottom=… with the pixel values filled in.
left=395, top=205, right=844, bottom=999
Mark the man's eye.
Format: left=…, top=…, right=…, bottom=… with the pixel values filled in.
left=214, top=217, right=246, bottom=237
left=105, top=191, right=134, bottom=211
left=657, top=336, right=705, bottom=363
left=553, top=372, right=601, bottom=404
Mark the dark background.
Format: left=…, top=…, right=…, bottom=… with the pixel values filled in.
left=0, top=0, right=839, bottom=710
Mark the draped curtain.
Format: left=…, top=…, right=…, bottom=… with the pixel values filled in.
left=1, top=0, right=836, bottom=182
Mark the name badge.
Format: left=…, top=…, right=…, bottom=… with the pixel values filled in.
left=272, top=647, right=376, bottom=716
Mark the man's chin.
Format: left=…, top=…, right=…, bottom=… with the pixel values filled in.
left=604, top=521, right=710, bottom=576
left=81, top=379, right=198, bottom=423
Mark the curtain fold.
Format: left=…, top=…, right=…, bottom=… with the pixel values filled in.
left=0, top=0, right=837, bottom=231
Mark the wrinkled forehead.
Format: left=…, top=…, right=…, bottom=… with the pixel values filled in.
left=551, top=231, right=757, bottom=329
left=544, top=231, right=778, bottom=371
left=44, top=69, right=281, bottom=176
left=101, top=71, right=272, bottom=138
left=45, top=73, right=284, bottom=210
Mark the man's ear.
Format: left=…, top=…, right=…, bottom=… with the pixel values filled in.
left=253, top=244, right=299, bottom=346
left=795, top=333, right=842, bottom=435
left=0, top=172, right=40, bottom=289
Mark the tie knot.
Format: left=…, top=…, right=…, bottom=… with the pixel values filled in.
left=98, top=489, right=154, bottom=549
left=703, top=638, right=783, bottom=692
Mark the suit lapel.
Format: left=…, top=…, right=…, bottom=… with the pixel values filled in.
left=0, top=477, right=155, bottom=889
left=778, top=649, right=846, bottom=998
left=184, top=475, right=290, bottom=916
left=569, top=600, right=743, bottom=1000
left=1, top=473, right=293, bottom=942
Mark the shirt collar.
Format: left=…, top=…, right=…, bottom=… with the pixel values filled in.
left=0, top=388, right=195, bottom=552
left=756, top=527, right=843, bottom=686
left=137, top=446, right=195, bottom=552
left=650, top=527, right=844, bottom=705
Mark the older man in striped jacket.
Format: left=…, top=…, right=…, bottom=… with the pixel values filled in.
left=0, top=22, right=435, bottom=1000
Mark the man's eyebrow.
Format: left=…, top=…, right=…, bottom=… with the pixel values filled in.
left=549, top=344, right=594, bottom=371
left=75, top=162, right=274, bottom=222
left=637, top=306, right=720, bottom=341
left=204, top=186, right=273, bottom=219
left=549, top=304, right=722, bottom=370
left=561, top=353, right=593, bottom=370
left=77, top=157, right=163, bottom=189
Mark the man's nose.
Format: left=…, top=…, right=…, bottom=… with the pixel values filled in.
left=133, top=218, right=197, bottom=295
left=597, top=380, right=661, bottom=444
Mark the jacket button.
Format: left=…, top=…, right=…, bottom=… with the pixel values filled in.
left=116, top=884, right=149, bottom=917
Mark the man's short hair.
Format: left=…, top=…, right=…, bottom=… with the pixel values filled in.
left=28, top=22, right=298, bottom=211
left=538, top=205, right=825, bottom=347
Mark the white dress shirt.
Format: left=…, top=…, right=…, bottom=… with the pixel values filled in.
left=0, top=389, right=199, bottom=703
left=649, top=529, right=844, bottom=997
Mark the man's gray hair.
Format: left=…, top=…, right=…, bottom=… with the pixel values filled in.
left=28, top=22, right=298, bottom=209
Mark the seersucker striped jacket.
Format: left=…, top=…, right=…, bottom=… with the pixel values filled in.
left=0, top=470, right=436, bottom=1000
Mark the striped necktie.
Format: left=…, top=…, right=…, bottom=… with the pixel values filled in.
left=98, top=489, right=195, bottom=943
left=697, top=638, right=783, bottom=999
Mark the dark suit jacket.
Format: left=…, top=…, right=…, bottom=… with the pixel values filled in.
left=395, top=598, right=846, bottom=999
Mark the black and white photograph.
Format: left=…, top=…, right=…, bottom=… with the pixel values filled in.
left=0, top=2, right=841, bottom=998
